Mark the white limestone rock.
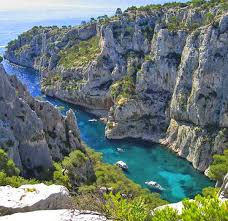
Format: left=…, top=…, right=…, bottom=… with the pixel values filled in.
left=155, top=201, right=184, bottom=215
left=0, top=184, right=70, bottom=216
left=0, top=209, right=108, bottom=221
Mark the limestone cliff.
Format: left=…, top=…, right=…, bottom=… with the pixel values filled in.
left=0, top=64, right=83, bottom=178
left=5, top=1, right=228, bottom=171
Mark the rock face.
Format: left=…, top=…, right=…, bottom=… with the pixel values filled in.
left=5, top=3, right=228, bottom=171
left=0, top=184, right=70, bottom=216
left=0, top=64, right=83, bottom=178
left=0, top=209, right=108, bottom=221
left=219, top=173, right=228, bottom=201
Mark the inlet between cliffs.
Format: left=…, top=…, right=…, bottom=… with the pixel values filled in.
left=3, top=60, right=214, bottom=203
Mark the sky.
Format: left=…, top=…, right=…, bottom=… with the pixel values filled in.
left=0, top=0, right=186, bottom=10
left=0, top=0, right=187, bottom=22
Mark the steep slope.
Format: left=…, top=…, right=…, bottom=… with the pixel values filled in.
left=5, top=1, right=228, bottom=171
left=0, top=64, right=83, bottom=178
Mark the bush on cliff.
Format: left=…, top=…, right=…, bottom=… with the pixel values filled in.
left=52, top=162, right=71, bottom=189
left=0, top=148, right=38, bottom=187
left=110, top=75, right=135, bottom=105
left=70, top=146, right=167, bottom=212
left=58, top=36, right=100, bottom=69
left=0, top=56, right=3, bottom=63
left=209, top=149, right=228, bottom=183
left=104, top=193, right=228, bottom=221
left=0, top=149, right=20, bottom=176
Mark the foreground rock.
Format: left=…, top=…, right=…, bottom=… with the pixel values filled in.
left=0, top=209, right=108, bottom=221
left=0, top=64, right=84, bottom=178
left=5, top=3, right=228, bottom=171
left=0, top=184, right=70, bottom=216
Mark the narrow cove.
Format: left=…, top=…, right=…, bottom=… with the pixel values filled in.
left=3, top=60, right=214, bottom=203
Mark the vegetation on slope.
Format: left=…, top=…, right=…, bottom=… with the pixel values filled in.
left=95, top=144, right=228, bottom=221
left=209, top=149, right=228, bottom=183
left=58, top=36, right=101, bottom=69
left=126, top=0, right=228, bottom=12
left=0, top=143, right=166, bottom=210
left=110, top=75, right=136, bottom=106
left=0, top=56, right=3, bottom=63
left=0, top=149, right=38, bottom=187
left=101, top=191, right=228, bottom=221
left=153, top=194, right=227, bottom=221
left=54, top=145, right=167, bottom=211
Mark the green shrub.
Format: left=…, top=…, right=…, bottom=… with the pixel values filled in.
left=0, top=56, right=3, bottom=63
left=41, top=73, right=62, bottom=87
left=180, top=195, right=228, bottom=221
left=167, top=16, right=181, bottom=31
left=220, top=0, right=228, bottom=10
left=190, top=0, right=206, bottom=7
left=204, top=12, right=214, bottom=24
left=152, top=207, right=179, bottom=221
left=58, top=36, right=100, bottom=69
left=104, top=192, right=151, bottom=221
left=202, top=186, right=219, bottom=197
left=208, top=149, right=228, bottom=182
left=62, top=150, right=88, bottom=170
left=52, top=162, right=71, bottom=189
left=0, top=149, right=20, bottom=176
left=152, top=194, right=228, bottom=221
left=7, top=39, right=17, bottom=48
left=0, top=172, right=38, bottom=187
left=0, top=149, right=40, bottom=187
left=110, top=75, right=135, bottom=104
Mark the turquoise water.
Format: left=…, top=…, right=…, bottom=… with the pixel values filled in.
left=3, top=60, right=214, bottom=202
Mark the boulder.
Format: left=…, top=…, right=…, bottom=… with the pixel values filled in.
left=0, top=184, right=70, bottom=216
left=0, top=209, right=108, bottom=221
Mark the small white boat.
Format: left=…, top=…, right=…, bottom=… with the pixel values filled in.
left=117, top=148, right=124, bottom=153
left=116, top=161, right=128, bottom=170
left=145, top=181, right=165, bottom=191
left=88, top=119, right=97, bottom=122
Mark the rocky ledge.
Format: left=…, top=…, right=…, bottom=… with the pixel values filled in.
left=0, top=184, right=108, bottom=221
left=4, top=2, right=228, bottom=171
left=0, top=184, right=70, bottom=215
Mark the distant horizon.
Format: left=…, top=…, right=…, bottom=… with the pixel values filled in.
left=0, top=0, right=188, bottom=22
left=1, top=0, right=188, bottom=11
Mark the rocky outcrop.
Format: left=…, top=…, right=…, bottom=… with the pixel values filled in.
left=161, top=13, right=228, bottom=171
left=0, top=184, right=108, bottom=221
left=0, top=184, right=70, bottom=215
left=5, top=3, right=228, bottom=171
left=0, top=209, right=108, bottom=221
left=0, top=64, right=83, bottom=178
